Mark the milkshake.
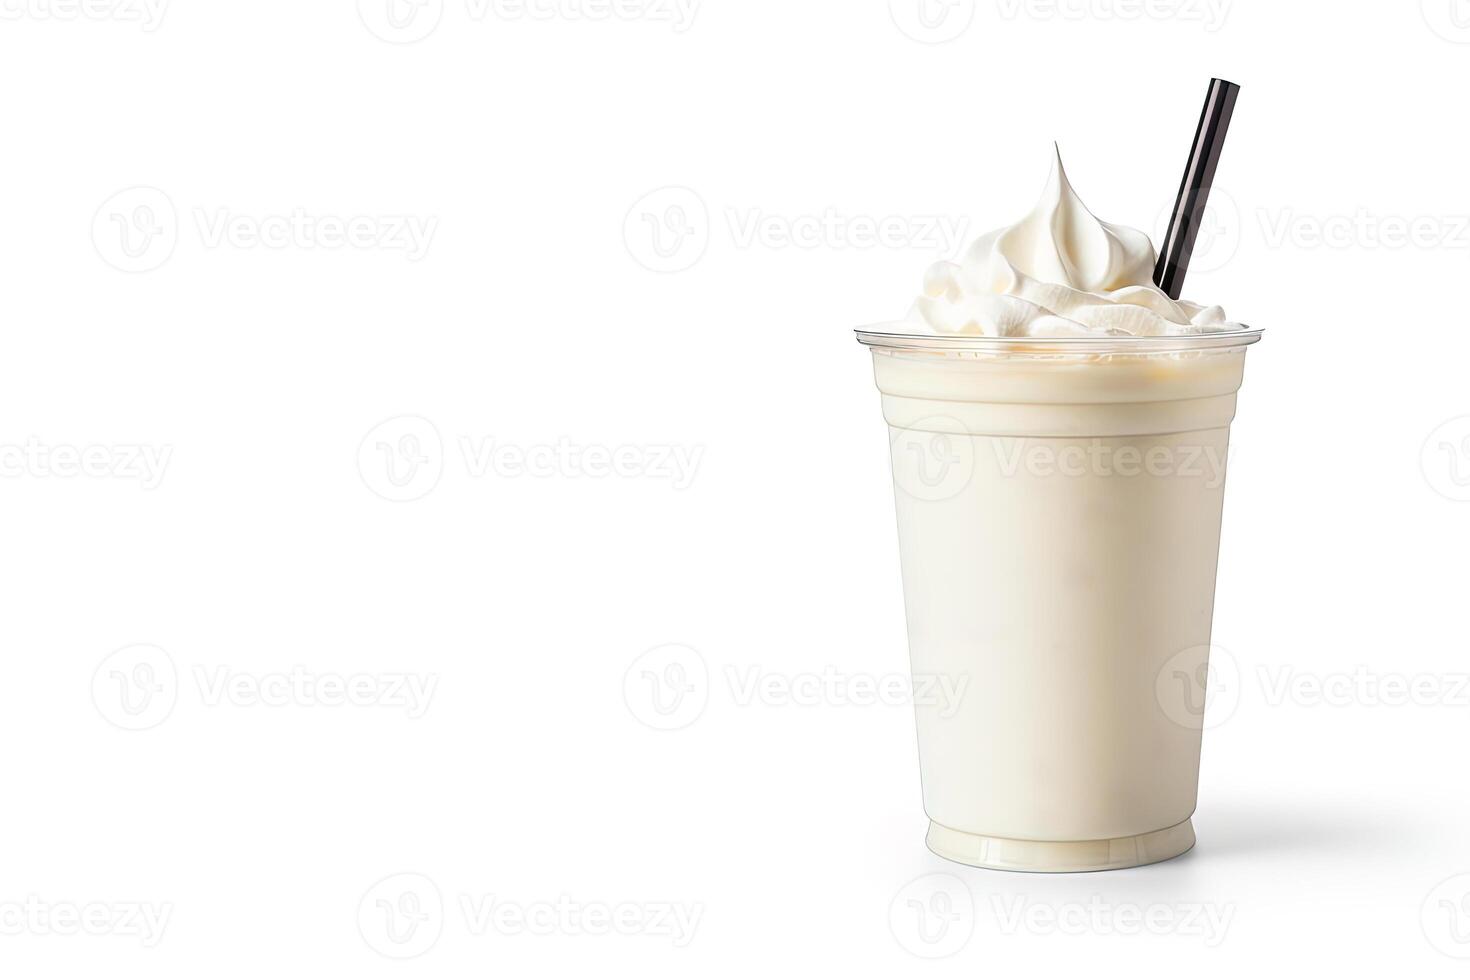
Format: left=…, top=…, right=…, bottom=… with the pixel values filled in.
left=862, top=149, right=1260, bottom=872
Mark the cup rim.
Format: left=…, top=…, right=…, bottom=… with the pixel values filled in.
left=855, top=323, right=1263, bottom=355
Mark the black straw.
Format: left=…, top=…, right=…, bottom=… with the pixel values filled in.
left=1153, top=78, right=1240, bottom=300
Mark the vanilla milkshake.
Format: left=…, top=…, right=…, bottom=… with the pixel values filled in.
left=862, top=150, right=1260, bottom=872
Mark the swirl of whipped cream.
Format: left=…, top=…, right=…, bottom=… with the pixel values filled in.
left=907, top=147, right=1235, bottom=337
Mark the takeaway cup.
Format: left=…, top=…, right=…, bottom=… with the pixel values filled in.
left=860, top=326, right=1261, bottom=872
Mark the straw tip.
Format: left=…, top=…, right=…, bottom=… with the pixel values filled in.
left=1152, top=76, right=1242, bottom=299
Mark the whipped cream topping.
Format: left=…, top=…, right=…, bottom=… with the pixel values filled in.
left=907, top=148, right=1236, bottom=337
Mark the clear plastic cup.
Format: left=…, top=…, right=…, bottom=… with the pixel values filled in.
left=859, top=325, right=1263, bottom=872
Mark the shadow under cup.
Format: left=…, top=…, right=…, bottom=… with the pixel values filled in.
left=859, top=325, right=1263, bottom=873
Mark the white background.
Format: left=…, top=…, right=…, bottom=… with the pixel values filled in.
left=3, top=0, right=1469, bottom=975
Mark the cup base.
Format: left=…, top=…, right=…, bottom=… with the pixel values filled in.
left=925, top=818, right=1195, bottom=873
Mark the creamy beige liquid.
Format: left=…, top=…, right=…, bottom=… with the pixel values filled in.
left=875, top=346, right=1249, bottom=870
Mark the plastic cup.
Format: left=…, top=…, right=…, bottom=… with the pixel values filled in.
left=859, top=326, right=1262, bottom=872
